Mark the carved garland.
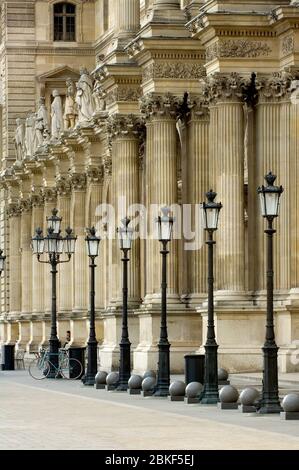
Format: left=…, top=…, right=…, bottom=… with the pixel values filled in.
left=142, top=63, right=206, bottom=82
left=206, top=40, right=272, bottom=61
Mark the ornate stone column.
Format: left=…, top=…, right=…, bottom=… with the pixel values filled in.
left=114, top=0, right=140, bottom=38
left=132, top=93, right=200, bottom=374
left=187, top=96, right=209, bottom=304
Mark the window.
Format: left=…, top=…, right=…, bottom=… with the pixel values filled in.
left=54, top=2, right=76, bottom=42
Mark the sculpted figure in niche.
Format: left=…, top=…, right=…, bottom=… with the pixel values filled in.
left=75, top=67, right=95, bottom=123
left=64, top=79, right=78, bottom=129
left=14, top=118, right=25, bottom=162
left=51, top=89, right=64, bottom=140
left=93, top=80, right=106, bottom=113
left=35, top=97, right=49, bottom=147
left=25, top=112, right=37, bottom=157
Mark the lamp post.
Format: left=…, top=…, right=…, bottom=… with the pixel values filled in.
left=116, top=217, right=134, bottom=391
left=31, top=209, right=77, bottom=379
left=84, top=227, right=101, bottom=386
left=257, top=172, right=284, bottom=414
left=154, top=207, right=174, bottom=397
left=0, top=249, right=6, bottom=276
left=200, top=190, right=222, bottom=405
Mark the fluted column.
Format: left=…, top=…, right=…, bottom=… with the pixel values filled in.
left=7, top=205, right=21, bottom=317
left=153, top=0, right=180, bottom=9
left=70, top=173, right=88, bottom=314
left=20, top=200, right=33, bottom=315
left=56, top=178, right=72, bottom=315
left=291, top=82, right=299, bottom=289
left=187, top=97, right=210, bottom=301
left=114, top=0, right=140, bottom=37
left=141, top=94, right=180, bottom=302
left=31, top=194, right=44, bottom=316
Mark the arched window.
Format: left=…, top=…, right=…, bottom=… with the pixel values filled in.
left=54, top=2, right=76, bottom=42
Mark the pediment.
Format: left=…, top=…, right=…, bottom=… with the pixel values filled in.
left=37, top=66, right=80, bottom=83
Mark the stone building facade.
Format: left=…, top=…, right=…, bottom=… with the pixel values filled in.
left=1, top=0, right=299, bottom=374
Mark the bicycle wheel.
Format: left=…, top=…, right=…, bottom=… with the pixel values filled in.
left=60, top=358, right=83, bottom=380
left=29, top=358, right=50, bottom=380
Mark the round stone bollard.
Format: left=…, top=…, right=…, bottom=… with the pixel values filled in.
left=169, top=381, right=186, bottom=397
left=219, top=385, right=239, bottom=410
left=95, top=371, right=108, bottom=389
left=218, top=368, right=229, bottom=383
left=186, top=382, right=203, bottom=399
left=141, top=376, right=156, bottom=397
left=106, top=371, right=119, bottom=390
left=143, top=370, right=156, bottom=380
left=240, top=388, right=260, bottom=406
left=128, top=375, right=143, bottom=390
left=282, top=393, right=299, bottom=412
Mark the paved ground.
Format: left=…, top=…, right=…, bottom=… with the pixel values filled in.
left=1, top=371, right=299, bottom=450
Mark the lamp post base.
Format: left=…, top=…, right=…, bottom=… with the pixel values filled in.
left=154, top=342, right=170, bottom=397
left=116, top=383, right=129, bottom=392
left=47, top=337, right=60, bottom=379
left=258, top=403, right=282, bottom=414
left=84, top=374, right=96, bottom=386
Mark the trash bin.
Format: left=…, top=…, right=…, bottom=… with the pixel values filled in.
left=184, top=354, right=204, bottom=385
left=68, top=347, right=85, bottom=379
left=1, top=345, right=15, bottom=371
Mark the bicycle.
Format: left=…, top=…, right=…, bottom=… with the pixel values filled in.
left=29, top=348, right=83, bottom=380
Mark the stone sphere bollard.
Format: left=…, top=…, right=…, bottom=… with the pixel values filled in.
left=218, top=368, right=229, bottom=381
left=282, top=393, right=299, bottom=412
left=128, top=374, right=143, bottom=390
left=169, top=381, right=186, bottom=397
left=219, top=385, right=239, bottom=403
left=95, top=371, right=107, bottom=385
left=142, top=376, right=156, bottom=391
left=240, top=388, right=260, bottom=406
left=185, top=382, right=203, bottom=399
left=106, top=371, right=119, bottom=385
left=143, top=370, right=156, bottom=380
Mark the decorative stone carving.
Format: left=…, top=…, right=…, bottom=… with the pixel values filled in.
left=42, top=187, right=57, bottom=203
left=206, top=40, right=272, bottom=62
left=25, top=112, right=37, bottom=158
left=202, top=72, right=249, bottom=104
left=255, top=72, right=292, bottom=102
left=106, top=86, right=141, bottom=107
left=92, top=80, right=106, bottom=113
left=70, top=173, right=87, bottom=190
left=19, top=198, right=32, bottom=213
left=36, top=97, right=50, bottom=147
left=64, top=79, right=78, bottom=129
left=56, top=176, right=72, bottom=196
left=14, top=118, right=25, bottom=162
left=51, top=89, right=64, bottom=140
left=86, top=166, right=104, bottom=183
left=107, top=114, right=144, bottom=139
left=140, top=92, right=181, bottom=119
left=6, top=202, right=21, bottom=218
left=282, top=35, right=294, bottom=56
left=30, top=191, right=44, bottom=207
left=143, top=62, right=206, bottom=82
left=187, top=95, right=210, bottom=121
left=75, top=67, right=95, bottom=123
left=103, top=154, right=112, bottom=177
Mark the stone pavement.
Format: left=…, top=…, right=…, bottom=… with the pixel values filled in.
left=1, top=371, right=299, bottom=450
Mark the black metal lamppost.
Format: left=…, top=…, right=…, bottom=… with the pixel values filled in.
left=84, top=227, right=101, bottom=386
left=31, top=209, right=77, bottom=378
left=200, top=190, right=222, bottom=404
left=154, top=207, right=174, bottom=397
left=0, top=249, right=6, bottom=276
left=116, top=217, right=134, bottom=391
left=257, top=172, right=284, bottom=414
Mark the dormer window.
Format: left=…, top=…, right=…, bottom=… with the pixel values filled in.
left=54, top=2, right=76, bottom=42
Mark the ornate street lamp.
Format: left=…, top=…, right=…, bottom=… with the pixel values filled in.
left=84, top=226, right=101, bottom=386
left=116, top=217, right=134, bottom=391
left=31, top=209, right=77, bottom=378
left=257, top=171, right=284, bottom=414
left=200, top=190, right=222, bottom=404
left=0, top=249, right=6, bottom=276
left=154, top=207, right=174, bottom=397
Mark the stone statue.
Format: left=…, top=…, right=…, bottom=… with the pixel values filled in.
left=25, top=112, right=37, bottom=157
left=35, top=97, right=49, bottom=147
left=51, top=89, right=64, bottom=140
left=93, top=80, right=106, bottom=113
left=64, top=78, right=78, bottom=129
left=14, top=118, right=25, bottom=161
left=75, top=67, right=95, bottom=123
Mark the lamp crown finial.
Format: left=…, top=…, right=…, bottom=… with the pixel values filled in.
left=206, top=189, right=217, bottom=203
left=52, top=208, right=58, bottom=216
left=36, top=227, right=43, bottom=236
left=121, top=217, right=131, bottom=228
left=265, top=171, right=277, bottom=186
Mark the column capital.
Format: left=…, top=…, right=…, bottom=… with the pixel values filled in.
left=86, top=166, right=104, bottom=184
left=7, top=202, right=21, bottom=218
left=203, top=72, right=251, bottom=105
left=19, top=198, right=32, bottom=214
left=30, top=191, right=45, bottom=208
left=140, top=92, right=182, bottom=120
left=56, top=176, right=72, bottom=197
left=107, top=114, right=144, bottom=139
left=255, top=71, right=292, bottom=103
left=42, top=187, right=57, bottom=203
left=70, top=172, right=87, bottom=191
left=103, top=154, right=112, bottom=177
left=187, top=94, right=210, bottom=121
